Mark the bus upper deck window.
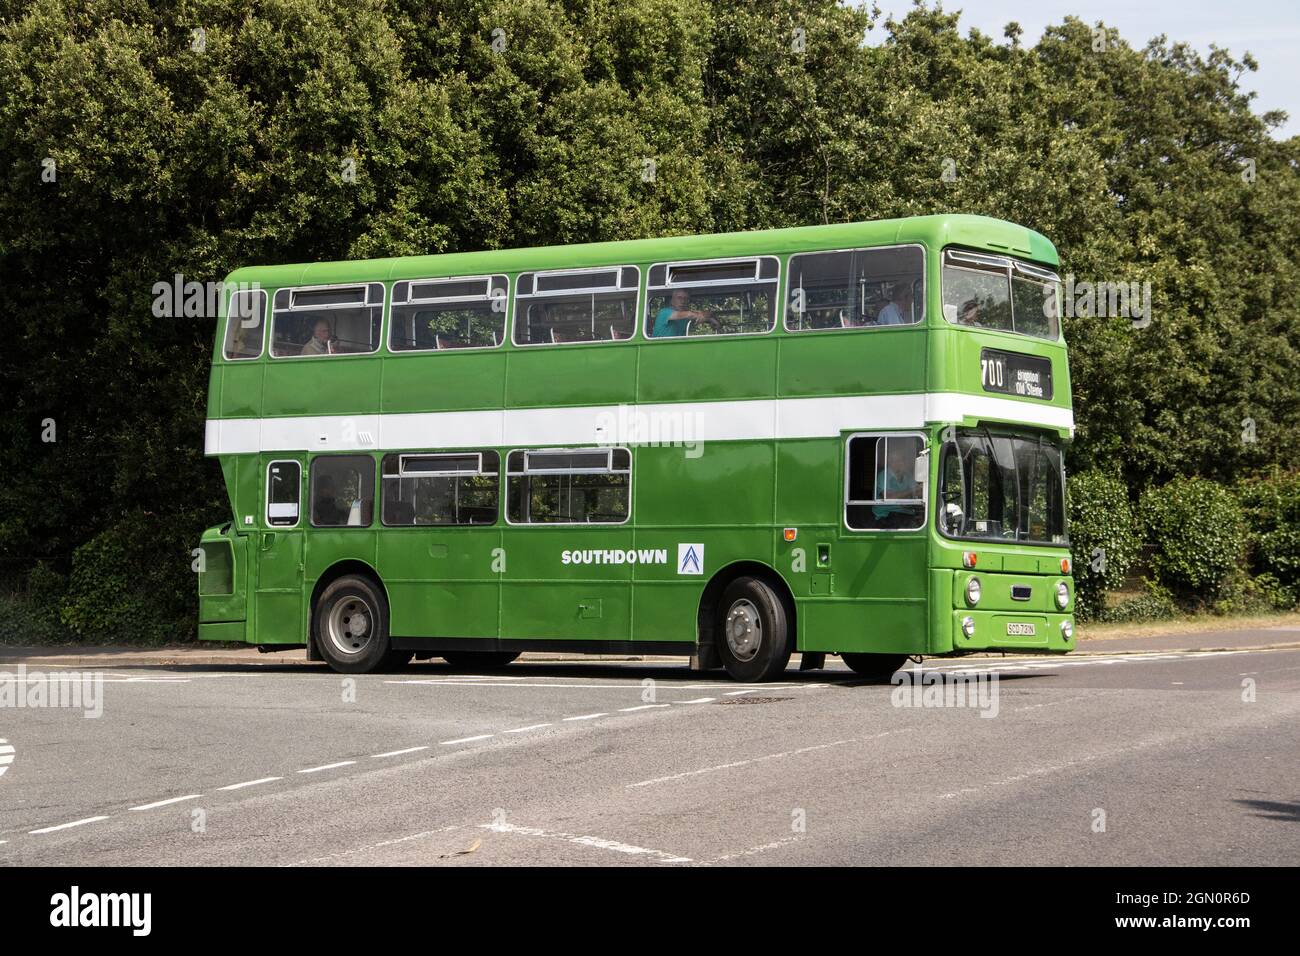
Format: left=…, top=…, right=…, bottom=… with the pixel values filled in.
left=785, top=246, right=924, bottom=332
left=645, top=257, right=779, bottom=339
left=222, top=289, right=267, bottom=360
left=512, top=267, right=639, bottom=346
left=272, top=283, right=385, bottom=357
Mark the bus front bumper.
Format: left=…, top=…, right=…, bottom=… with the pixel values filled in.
left=949, top=609, right=1075, bottom=653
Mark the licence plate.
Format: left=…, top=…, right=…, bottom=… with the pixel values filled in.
left=1006, top=622, right=1036, bottom=636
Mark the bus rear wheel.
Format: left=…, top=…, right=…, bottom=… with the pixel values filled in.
left=840, top=653, right=908, bottom=680
left=313, top=575, right=392, bottom=674
left=442, top=651, right=519, bottom=671
left=716, top=577, right=792, bottom=682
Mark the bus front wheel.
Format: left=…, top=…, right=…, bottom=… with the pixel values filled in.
left=314, top=575, right=392, bottom=674
left=716, top=577, right=792, bottom=682
left=840, top=653, right=908, bottom=680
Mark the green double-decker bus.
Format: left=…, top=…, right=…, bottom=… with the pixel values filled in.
left=197, top=214, right=1075, bottom=681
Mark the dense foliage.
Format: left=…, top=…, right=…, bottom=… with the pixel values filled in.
left=1066, top=470, right=1139, bottom=620
left=2, top=1, right=1297, bottom=640
left=1141, top=477, right=1247, bottom=605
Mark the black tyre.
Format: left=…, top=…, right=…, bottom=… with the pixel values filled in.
left=441, top=651, right=520, bottom=671
left=715, top=576, right=792, bottom=682
left=313, top=575, right=391, bottom=674
left=840, top=652, right=908, bottom=680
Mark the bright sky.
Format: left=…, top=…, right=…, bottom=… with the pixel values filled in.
left=866, top=1, right=1299, bottom=139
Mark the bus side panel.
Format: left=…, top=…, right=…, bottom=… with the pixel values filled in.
left=497, top=527, right=632, bottom=641
left=379, top=527, right=501, bottom=639
left=777, top=328, right=927, bottom=398
left=798, top=536, right=929, bottom=655
left=637, top=338, right=777, bottom=403
left=261, top=356, right=381, bottom=417
left=218, top=360, right=264, bottom=419
left=381, top=352, right=505, bottom=413
left=506, top=346, right=636, bottom=408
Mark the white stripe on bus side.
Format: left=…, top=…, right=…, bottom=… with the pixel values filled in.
left=203, top=392, right=1073, bottom=455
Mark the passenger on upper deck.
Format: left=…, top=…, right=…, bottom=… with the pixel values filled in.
left=957, top=299, right=981, bottom=327
left=876, top=281, right=915, bottom=326
left=300, top=318, right=336, bottom=355
left=652, top=289, right=722, bottom=337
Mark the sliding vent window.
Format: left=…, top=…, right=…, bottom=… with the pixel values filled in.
left=845, top=434, right=926, bottom=531
left=941, top=250, right=1061, bottom=340
left=272, top=283, right=384, bottom=357
left=513, top=267, right=638, bottom=345
left=507, top=448, right=631, bottom=524
left=223, top=289, right=268, bottom=359
left=381, top=452, right=499, bottom=526
left=645, top=257, right=779, bottom=338
left=310, top=455, right=375, bottom=528
left=786, top=246, right=923, bottom=331
left=390, top=275, right=507, bottom=351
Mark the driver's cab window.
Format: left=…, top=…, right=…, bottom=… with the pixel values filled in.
left=845, top=433, right=925, bottom=531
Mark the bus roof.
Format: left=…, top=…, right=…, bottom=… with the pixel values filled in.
left=222, top=214, right=1058, bottom=288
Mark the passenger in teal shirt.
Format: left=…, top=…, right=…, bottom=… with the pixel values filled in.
left=872, top=442, right=921, bottom=522
left=653, top=289, right=722, bottom=337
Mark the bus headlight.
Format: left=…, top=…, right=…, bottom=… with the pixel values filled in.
left=961, top=616, right=976, bottom=638
left=1061, top=620, right=1074, bottom=640
left=1055, top=581, right=1069, bottom=609
left=965, top=577, right=982, bottom=606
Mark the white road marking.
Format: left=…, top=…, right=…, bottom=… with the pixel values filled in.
left=618, top=704, right=670, bottom=712
left=441, top=734, right=495, bottom=745
left=0, top=738, right=10, bottom=777
left=283, top=826, right=462, bottom=867
left=217, top=776, right=282, bottom=791
left=504, top=723, right=553, bottom=734
left=129, top=794, right=202, bottom=811
left=30, top=816, right=110, bottom=835
left=481, top=821, right=691, bottom=864
left=628, top=730, right=911, bottom=789
left=706, top=835, right=805, bottom=864
left=562, top=712, right=607, bottom=722
left=675, top=697, right=715, bottom=704
left=297, top=761, right=356, bottom=774
left=370, top=746, right=429, bottom=758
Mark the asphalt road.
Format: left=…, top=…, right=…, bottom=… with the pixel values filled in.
left=1, top=642, right=1297, bottom=866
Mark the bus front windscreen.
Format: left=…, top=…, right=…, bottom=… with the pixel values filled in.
left=937, top=430, right=1068, bottom=546
left=941, top=248, right=1060, bottom=339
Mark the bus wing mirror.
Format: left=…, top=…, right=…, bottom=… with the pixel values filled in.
left=914, top=449, right=930, bottom=485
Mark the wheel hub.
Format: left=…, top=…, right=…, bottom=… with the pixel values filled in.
left=326, top=597, right=373, bottom=656
left=725, top=599, right=762, bottom=662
